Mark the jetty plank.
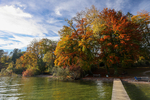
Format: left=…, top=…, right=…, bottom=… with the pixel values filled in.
left=111, top=78, right=130, bottom=100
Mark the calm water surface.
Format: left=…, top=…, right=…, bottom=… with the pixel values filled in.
left=123, top=82, right=150, bottom=100
left=0, top=77, right=112, bottom=100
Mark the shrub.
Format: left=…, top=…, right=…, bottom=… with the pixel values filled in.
left=45, top=65, right=53, bottom=74
left=0, top=68, right=13, bottom=76
left=69, top=66, right=81, bottom=80
left=52, top=66, right=81, bottom=80
left=22, top=67, right=39, bottom=77
left=52, top=66, right=72, bottom=80
left=0, top=62, right=15, bottom=76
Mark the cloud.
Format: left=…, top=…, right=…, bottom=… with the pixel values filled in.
left=43, top=36, right=60, bottom=41
left=131, top=0, right=150, bottom=15
left=0, top=34, right=33, bottom=49
left=0, top=39, right=14, bottom=45
left=106, top=0, right=130, bottom=11
left=0, top=5, right=47, bottom=36
left=53, top=0, right=98, bottom=17
left=55, top=7, right=62, bottom=16
left=46, top=18, right=64, bottom=26
left=0, top=34, right=60, bottom=50
left=0, top=4, right=61, bottom=50
left=0, top=5, right=31, bottom=17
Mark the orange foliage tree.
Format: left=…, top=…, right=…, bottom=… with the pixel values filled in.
left=55, top=18, right=98, bottom=73
left=95, top=8, right=143, bottom=74
left=55, top=7, right=144, bottom=76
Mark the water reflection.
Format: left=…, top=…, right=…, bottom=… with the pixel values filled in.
left=96, top=81, right=112, bottom=100
left=0, top=77, right=112, bottom=100
left=0, top=77, right=24, bottom=100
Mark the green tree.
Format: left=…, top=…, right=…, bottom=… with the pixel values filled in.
left=0, top=50, right=4, bottom=59
left=10, top=49, right=24, bottom=64
left=1, top=52, right=9, bottom=64
left=37, top=58, right=46, bottom=73
left=19, top=38, right=57, bottom=74
left=43, top=51, right=55, bottom=72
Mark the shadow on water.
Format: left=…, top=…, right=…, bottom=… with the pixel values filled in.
left=123, top=82, right=150, bottom=100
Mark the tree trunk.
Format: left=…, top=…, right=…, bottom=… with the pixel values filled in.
left=114, top=64, right=118, bottom=76
left=106, top=65, right=110, bottom=75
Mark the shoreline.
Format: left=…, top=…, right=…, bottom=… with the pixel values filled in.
left=81, top=77, right=114, bottom=82
left=5, top=74, right=150, bottom=84
left=122, top=78, right=150, bottom=84
left=36, top=75, right=150, bottom=83
left=80, top=76, right=150, bottom=84
left=35, top=74, right=53, bottom=78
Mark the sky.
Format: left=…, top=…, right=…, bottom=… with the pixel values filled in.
left=0, top=0, right=150, bottom=52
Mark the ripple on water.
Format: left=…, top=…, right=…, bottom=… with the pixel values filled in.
left=0, top=77, right=113, bottom=100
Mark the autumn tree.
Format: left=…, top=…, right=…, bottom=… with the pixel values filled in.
left=16, top=38, right=57, bottom=74
left=38, top=39, right=57, bottom=72
left=21, top=52, right=38, bottom=68
left=9, top=49, right=25, bottom=64
left=92, top=8, right=142, bottom=74
left=0, top=54, right=9, bottom=64
left=131, top=11, right=150, bottom=60
left=43, top=51, right=55, bottom=72
left=40, top=39, right=57, bottom=71
left=55, top=6, right=144, bottom=77
left=55, top=13, right=99, bottom=78
left=25, top=39, right=47, bottom=72
left=14, top=58, right=26, bottom=74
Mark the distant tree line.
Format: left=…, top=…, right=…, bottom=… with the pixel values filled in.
left=0, top=38, right=57, bottom=76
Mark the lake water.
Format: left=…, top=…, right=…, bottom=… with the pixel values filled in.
left=123, top=82, right=150, bottom=100
left=0, top=77, right=112, bottom=100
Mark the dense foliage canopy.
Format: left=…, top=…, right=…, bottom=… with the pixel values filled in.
left=55, top=7, right=149, bottom=75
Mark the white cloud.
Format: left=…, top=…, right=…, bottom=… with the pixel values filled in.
left=0, top=39, right=14, bottom=45
left=53, top=0, right=97, bottom=17
left=47, top=18, right=63, bottom=25
left=11, top=35, right=34, bottom=45
left=45, top=36, right=60, bottom=41
left=0, top=5, right=47, bottom=36
left=11, top=35, right=60, bottom=44
left=0, top=5, right=61, bottom=50
left=106, top=0, right=129, bottom=11
left=0, top=42, right=25, bottom=49
left=0, top=34, right=33, bottom=49
left=0, top=35, right=60, bottom=50
left=0, top=5, right=31, bottom=18
left=55, top=7, right=62, bottom=16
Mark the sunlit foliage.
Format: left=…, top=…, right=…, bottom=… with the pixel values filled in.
left=55, top=7, right=144, bottom=75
